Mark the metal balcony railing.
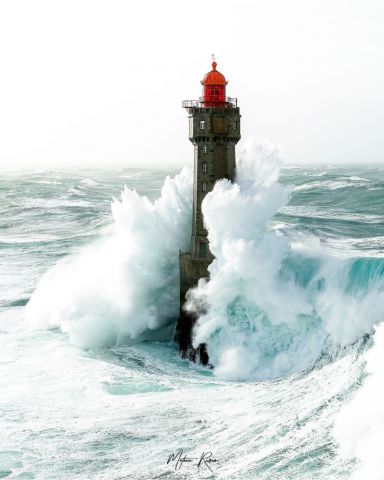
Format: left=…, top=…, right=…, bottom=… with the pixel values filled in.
left=182, top=97, right=237, bottom=108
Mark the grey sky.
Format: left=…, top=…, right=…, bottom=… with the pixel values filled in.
left=1, top=0, right=383, bottom=170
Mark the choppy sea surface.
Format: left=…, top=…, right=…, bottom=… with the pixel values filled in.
left=1, top=162, right=384, bottom=479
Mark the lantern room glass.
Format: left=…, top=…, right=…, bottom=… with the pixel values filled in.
left=202, top=85, right=226, bottom=106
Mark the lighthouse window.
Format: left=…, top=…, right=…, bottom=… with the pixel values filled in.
left=200, top=121, right=205, bottom=130
left=200, top=242, right=208, bottom=258
left=202, top=182, right=207, bottom=192
left=203, top=145, right=207, bottom=153
left=202, top=163, right=207, bottom=173
left=233, top=121, right=238, bottom=130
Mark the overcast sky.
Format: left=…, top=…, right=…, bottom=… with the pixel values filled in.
left=1, top=0, right=383, bottom=170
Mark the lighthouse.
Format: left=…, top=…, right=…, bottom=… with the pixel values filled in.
left=175, top=59, right=241, bottom=364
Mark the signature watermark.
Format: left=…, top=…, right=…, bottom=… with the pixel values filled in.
left=167, top=449, right=218, bottom=472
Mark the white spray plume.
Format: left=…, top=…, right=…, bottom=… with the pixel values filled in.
left=25, top=168, right=192, bottom=347
left=187, top=140, right=384, bottom=380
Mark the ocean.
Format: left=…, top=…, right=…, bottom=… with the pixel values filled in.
left=1, top=148, right=384, bottom=479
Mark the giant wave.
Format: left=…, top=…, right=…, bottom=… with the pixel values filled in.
left=26, top=141, right=384, bottom=383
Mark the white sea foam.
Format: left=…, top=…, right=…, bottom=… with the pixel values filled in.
left=294, top=180, right=352, bottom=191
left=334, top=323, right=384, bottom=480
left=80, top=178, right=98, bottom=186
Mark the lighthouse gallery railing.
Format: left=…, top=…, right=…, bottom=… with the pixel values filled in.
left=182, top=97, right=237, bottom=108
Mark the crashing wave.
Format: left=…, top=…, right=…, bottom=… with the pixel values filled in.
left=26, top=140, right=384, bottom=382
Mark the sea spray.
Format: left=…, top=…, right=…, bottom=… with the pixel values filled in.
left=187, top=141, right=384, bottom=380
left=25, top=142, right=384, bottom=382
left=185, top=141, right=324, bottom=379
left=25, top=168, right=192, bottom=347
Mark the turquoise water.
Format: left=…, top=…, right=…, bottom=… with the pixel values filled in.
left=1, top=165, right=384, bottom=479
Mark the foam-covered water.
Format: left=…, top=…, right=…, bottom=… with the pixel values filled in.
left=1, top=150, right=384, bottom=479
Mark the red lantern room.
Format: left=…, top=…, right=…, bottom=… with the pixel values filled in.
left=201, top=60, right=228, bottom=107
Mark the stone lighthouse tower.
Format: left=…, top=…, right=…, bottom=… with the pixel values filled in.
left=175, top=59, right=241, bottom=364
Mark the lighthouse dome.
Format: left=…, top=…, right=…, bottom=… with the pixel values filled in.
left=201, top=61, right=228, bottom=86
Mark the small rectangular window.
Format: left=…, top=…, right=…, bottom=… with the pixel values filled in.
left=200, top=242, right=208, bottom=258
left=203, top=145, right=207, bottom=153
left=200, top=121, right=205, bottom=130
left=202, top=163, right=207, bottom=173
left=202, top=182, right=207, bottom=192
left=233, top=121, right=237, bottom=130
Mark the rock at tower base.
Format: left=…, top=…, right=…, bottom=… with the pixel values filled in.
left=174, top=251, right=210, bottom=365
